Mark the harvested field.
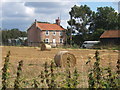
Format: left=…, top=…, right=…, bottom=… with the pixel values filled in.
left=1, top=46, right=119, bottom=88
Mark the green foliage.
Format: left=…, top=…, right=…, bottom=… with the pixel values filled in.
left=72, top=35, right=83, bottom=45
left=87, top=50, right=120, bottom=88
left=67, top=5, right=119, bottom=45
left=72, top=68, right=79, bottom=88
left=116, top=59, right=120, bottom=88
left=94, top=6, right=119, bottom=30
left=118, top=13, right=120, bottom=29
left=44, top=62, right=50, bottom=88
left=2, top=29, right=27, bottom=44
left=40, top=71, right=45, bottom=88
left=31, top=79, right=39, bottom=88
left=49, top=61, right=56, bottom=88
left=2, top=51, right=11, bottom=90
left=14, top=60, right=23, bottom=89
left=106, top=67, right=117, bottom=88
left=88, top=70, right=95, bottom=88
left=61, top=58, right=79, bottom=88
left=90, top=29, right=105, bottom=40
left=89, top=51, right=102, bottom=88
left=116, top=59, right=120, bottom=75
left=68, top=5, right=93, bottom=40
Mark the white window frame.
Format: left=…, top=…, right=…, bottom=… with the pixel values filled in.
left=53, top=31, right=56, bottom=36
left=60, top=38, right=63, bottom=43
left=45, top=30, right=49, bottom=36
left=59, top=31, right=63, bottom=36
left=45, top=38, right=49, bottom=43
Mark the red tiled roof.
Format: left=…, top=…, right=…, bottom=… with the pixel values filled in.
left=100, top=30, right=120, bottom=38
left=36, top=22, right=65, bottom=30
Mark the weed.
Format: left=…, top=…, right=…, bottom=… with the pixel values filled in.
left=14, top=60, right=23, bottom=89
left=2, top=51, right=11, bottom=90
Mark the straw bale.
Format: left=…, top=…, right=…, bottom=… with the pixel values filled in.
left=41, top=43, right=51, bottom=51
left=54, top=51, right=76, bottom=67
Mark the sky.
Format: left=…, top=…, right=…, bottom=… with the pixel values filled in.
left=0, top=0, right=120, bottom=31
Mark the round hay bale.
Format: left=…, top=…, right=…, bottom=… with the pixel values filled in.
left=41, top=43, right=51, bottom=51
left=54, top=51, right=76, bottom=67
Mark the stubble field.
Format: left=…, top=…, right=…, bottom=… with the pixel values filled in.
left=1, top=46, right=119, bottom=87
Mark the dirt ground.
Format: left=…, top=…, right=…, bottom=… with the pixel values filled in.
left=1, top=46, right=119, bottom=87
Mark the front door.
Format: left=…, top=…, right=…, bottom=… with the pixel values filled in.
left=53, top=39, right=56, bottom=44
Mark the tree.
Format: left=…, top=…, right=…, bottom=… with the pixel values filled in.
left=68, top=5, right=93, bottom=43
left=93, top=6, right=118, bottom=30
left=68, top=5, right=93, bottom=34
left=67, top=5, right=119, bottom=46
left=90, top=29, right=105, bottom=40
left=118, top=13, right=120, bottom=29
left=2, top=29, right=27, bottom=45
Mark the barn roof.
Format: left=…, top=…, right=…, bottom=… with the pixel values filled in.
left=36, top=22, right=65, bottom=31
left=100, top=30, right=120, bottom=38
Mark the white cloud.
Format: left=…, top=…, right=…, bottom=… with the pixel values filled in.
left=1, top=1, right=76, bottom=30
left=1, top=2, right=36, bottom=30
left=2, top=2, right=35, bottom=18
left=1, top=0, right=119, bottom=30
left=24, top=1, right=76, bottom=29
left=25, top=7, right=35, bottom=16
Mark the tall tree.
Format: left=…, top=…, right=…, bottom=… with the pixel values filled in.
left=68, top=5, right=93, bottom=41
left=93, top=6, right=118, bottom=30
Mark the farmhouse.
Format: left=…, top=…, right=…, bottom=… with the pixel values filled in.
left=100, top=30, right=120, bottom=45
left=27, top=17, right=66, bottom=46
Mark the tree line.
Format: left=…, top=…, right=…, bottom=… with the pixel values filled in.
left=2, top=29, right=27, bottom=45
left=67, top=5, right=120, bottom=45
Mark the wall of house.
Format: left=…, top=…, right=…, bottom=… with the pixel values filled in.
left=27, top=23, right=66, bottom=47
left=27, top=23, right=42, bottom=46
left=41, top=30, right=66, bottom=45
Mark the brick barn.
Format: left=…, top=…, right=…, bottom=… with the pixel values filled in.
left=100, top=30, right=120, bottom=45
left=27, top=17, right=66, bottom=46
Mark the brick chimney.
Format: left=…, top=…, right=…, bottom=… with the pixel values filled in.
left=35, top=19, right=37, bottom=26
left=56, top=17, right=60, bottom=25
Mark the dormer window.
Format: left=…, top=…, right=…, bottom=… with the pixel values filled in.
left=46, top=30, right=49, bottom=36
left=53, top=31, right=56, bottom=36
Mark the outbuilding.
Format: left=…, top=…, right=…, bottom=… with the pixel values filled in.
left=100, top=30, right=120, bottom=45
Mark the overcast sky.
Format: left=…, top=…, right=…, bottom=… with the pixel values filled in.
left=0, top=0, right=120, bottom=31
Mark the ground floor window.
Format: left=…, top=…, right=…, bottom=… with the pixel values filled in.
left=45, top=38, right=49, bottom=43
left=60, top=38, right=63, bottom=43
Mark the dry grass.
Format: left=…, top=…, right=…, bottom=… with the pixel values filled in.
left=1, top=46, right=119, bottom=88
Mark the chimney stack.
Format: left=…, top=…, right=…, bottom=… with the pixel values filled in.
left=35, top=19, right=37, bottom=26
left=56, top=17, right=60, bottom=26
left=35, top=19, right=37, bottom=23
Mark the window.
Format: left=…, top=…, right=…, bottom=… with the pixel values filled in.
left=59, top=31, right=63, bottom=36
left=45, top=38, right=49, bottom=43
left=53, top=31, right=56, bottom=35
left=60, top=38, right=63, bottom=43
left=45, top=30, right=49, bottom=36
